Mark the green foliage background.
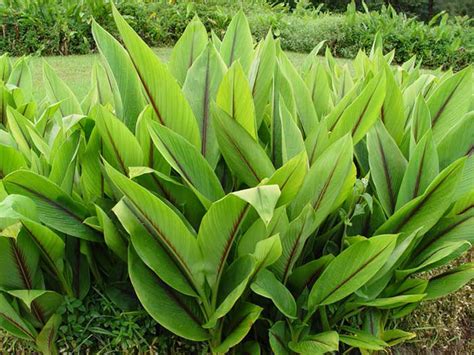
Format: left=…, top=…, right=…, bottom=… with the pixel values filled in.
left=0, top=0, right=472, bottom=69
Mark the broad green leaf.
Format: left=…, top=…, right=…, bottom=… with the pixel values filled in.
left=410, top=94, right=431, bottom=144
left=21, top=219, right=66, bottom=279
left=65, top=239, right=90, bottom=299
left=148, top=121, right=224, bottom=206
left=301, top=40, right=326, bottom=74
left=308, top=234, right=397, bottom=309
left=288, top=255, right=335, bottom=293
left=397, top=240, right=471, bottom=279
left=249, top=32, right=276, bottom=125
left=269, top=321, right=291, bottom=355
left=403, top=74, right=435, bottom=120
left=424, top=263, right=474, bottom=300
left=428, top=66, right=472, bottom=143
left=105, top=163, right=203, bottom=295
left=112, top=5, right=201, bottom=148
left=49, top=131, right=81, bottom=194
left=272, top=205, right=317, bottom=283
left=305, top=61, right=332, bottom=122
left=0, top=144, right=27, bottom=178
left=92, top=105, right=144, bottom=174
left=280, top=98, right=305, bottom=164
left=237, top=207, right=288, bottom=257
left=271, top=61, right=296, bottom=167
left=198, top=185, right=279, bottom=289
left=79, top=128, right=103, bottom=202
left=358, top=230, right=422, bottom=299
left=169, top=16, right=208, bottom=85
left=96, top=205, right=127, bottom=262
left=340, top=329, right=388, bottom=351
left=36, top=313, right=61, bottom=355
left=43, top=61, right=82, bottom=116
left=251, top=234, right=283, bottom=271
left=376, top=158, right=465, bottom=235
left=0, top=194, right=38, bottom=228
left=128, top=246, right=208, bottom=341
left=279, top=51, right=318, bottom=135
left=324, top=82, right=361, bottom=132
left=330, top=72, right=386, bottom=144
left=305, top=120, right=329, bottom=166
left=380, top=64, right=405, bottom=145
left=89, top=61, right=116, bottom=110
left=135, top=106, right=169, bottom=172
left=251, top=269, right=296, bottom=319
left=0, top=233, right=39, bottom=290
left=183, top=43, right=226, bottom=167
left=92, top=21, right=145, bottom=129
left=233, top=185, right=280, bottom=225
left=6, top=106, right=35, bottom=159
left=419, top=202, right=474, bottom=255
left=0, top=294, right=37, bottom=340
left=212, top=105, right=275, bottom=186
left=3, top=171, right=100, bottom=241
left=220, top=10, right=253, bottom=72
left=211, top=30, right=222, bottom=51
left=214, top=303, right=263, bottom=353
left=217, top=62, right=257, bottom=139
left=289, top=331, right=339, bottom=354
left=367, top=121, right=408, bottom=215
left=396, top=132, right=439, bottom=210
left=381, top=329, right=416, bottom=346
left=127, top=166, right=205, bottom=228
left=350, top=294, right=426, bottom=309
left=437, top=111, right=473, bottom=170
left=6, top=290, right=63, bottom=322
left=7, top=57, right=33, bottom=102
left=205, top=255, right=256, bottom=328
left=291, top=135, right=353, bottom=221
left=267, top=151, right=308, bottom=207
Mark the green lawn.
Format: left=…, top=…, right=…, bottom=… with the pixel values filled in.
left=29, top=48, right=337, bottom=101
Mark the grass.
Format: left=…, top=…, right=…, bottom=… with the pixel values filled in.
left=29, top=48, right=318, bottom=101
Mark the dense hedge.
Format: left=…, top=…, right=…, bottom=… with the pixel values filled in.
left=1, top=0, right=473, bottom=69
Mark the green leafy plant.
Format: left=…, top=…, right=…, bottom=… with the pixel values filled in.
left=0, top=6, right=472, bottom=354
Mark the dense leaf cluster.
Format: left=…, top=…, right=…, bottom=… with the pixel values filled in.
left=0, top=7, right=473, bottom=354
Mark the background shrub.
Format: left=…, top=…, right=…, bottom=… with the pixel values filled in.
left=1, top=0, right=472, bottom=69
